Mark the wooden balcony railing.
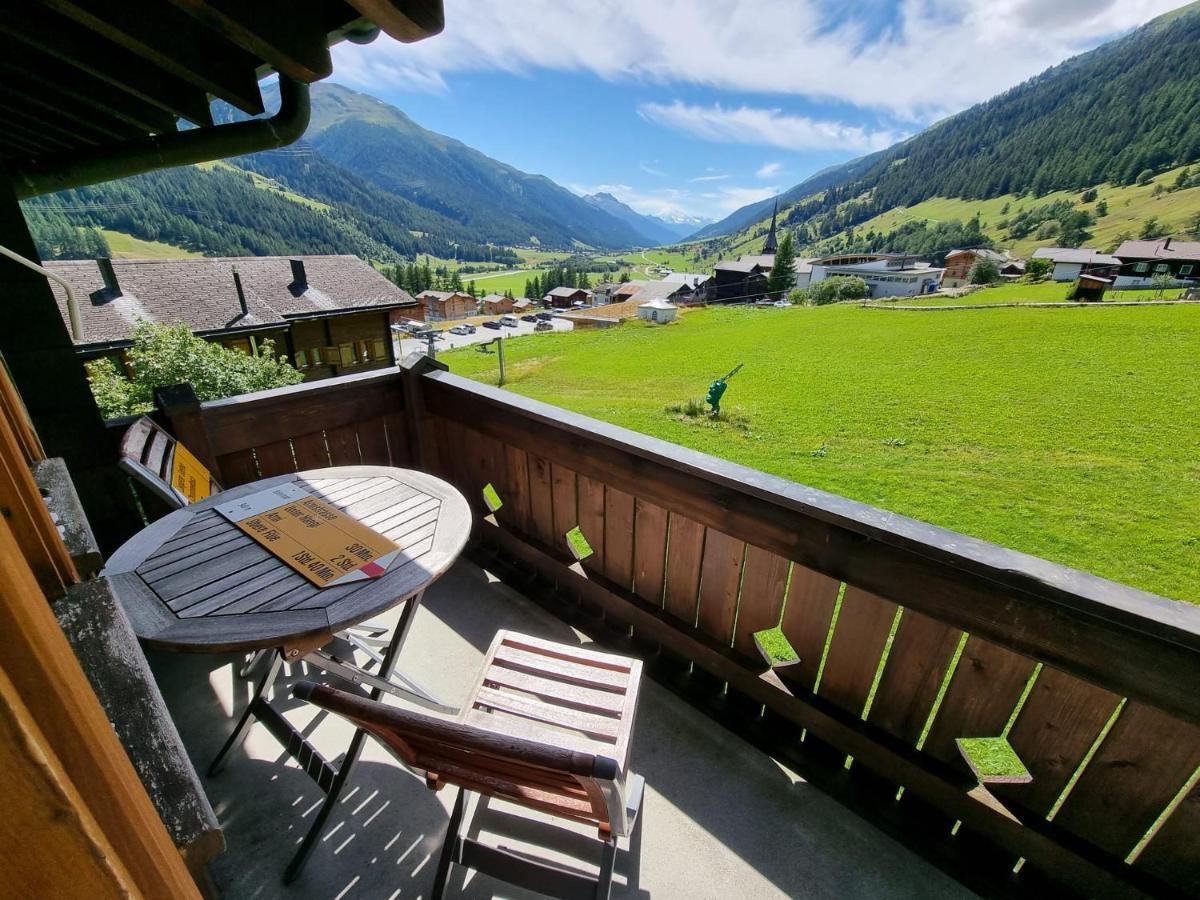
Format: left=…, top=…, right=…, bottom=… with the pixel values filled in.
left=156, top=358, right=1200, bottom=898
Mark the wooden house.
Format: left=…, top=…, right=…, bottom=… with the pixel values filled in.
left=46, top=256, right=418, bottom=382
left=1112, top=238, right=1200, bottom=288
left=417, top=290, right=477, bottom=321
left=941, top=248, right=1022, bottom=288
left=480, top=293, right=513, bottom=315
left=545, top=286, right=592, bottom=309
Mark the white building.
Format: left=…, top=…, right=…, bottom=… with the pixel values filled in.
left=637, top=298, right=679, bottom=324
left=1030, top=247, right=1121, bottom=282
left=808, top=254, right=943, bottom=298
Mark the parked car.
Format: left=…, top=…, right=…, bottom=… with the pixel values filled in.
left=461, top=323, right=476, bottom=334
left=482, top=320, right=502, bottom=330
left=520, top=314, right=538, bottom=323
left=535, top=321, right=553, bottom=332
left=536, top=312, right=553, bottom=321
left=448, top=325, right=470, bottom=335
left=500, top=315, right=519, bottom=327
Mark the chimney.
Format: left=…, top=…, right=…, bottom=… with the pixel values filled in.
left=290, top=259, right=307, bottom=286
left=96, top=258, right=120, bottom=295
left=232, top=265, right=248, bottom=317
left=1163, top=237, right=1172, bottom=250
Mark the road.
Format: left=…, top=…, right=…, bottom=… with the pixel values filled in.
left=393, top=315, right=575, bottom=357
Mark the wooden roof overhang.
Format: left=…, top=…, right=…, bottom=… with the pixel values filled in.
left=0, top=1, right=444, bottom=198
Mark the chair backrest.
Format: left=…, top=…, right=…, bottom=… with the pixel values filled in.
left=294, top=681, right=629, bottom=835
left=117, top=416, right=221, bottom=509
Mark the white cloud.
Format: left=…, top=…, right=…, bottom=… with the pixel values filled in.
left=690, top=173, right=729, bottom=182
left=331, top=0, right=1188, bottom=121
left=638, top=160, right=667, bottom=177
left=639, top=102, right=900, bottom=152
left=756, top=161, right=784, bottom=178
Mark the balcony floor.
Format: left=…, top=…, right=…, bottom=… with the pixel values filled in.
left=149, top=560, right=975, bottom=899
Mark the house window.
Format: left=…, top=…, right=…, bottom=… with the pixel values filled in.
left=294, top=350, right=309, bottom=369
left=339, top=343, right=356, bottom=366
left=311, top=348, right=323, bottom=366
left=1134, top=262, right=1149, bottom=273
left=371, top=338, right=387, bottom=360
left=1179, top=265, right=1193, bottom=276
left=1154, top=263, right=1169, bottom=273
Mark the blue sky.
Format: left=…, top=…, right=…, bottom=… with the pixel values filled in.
left=331, top=0, right=1189, bottom=222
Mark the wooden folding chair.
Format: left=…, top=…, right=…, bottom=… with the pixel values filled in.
left=294, top=630, right=646, bottom=899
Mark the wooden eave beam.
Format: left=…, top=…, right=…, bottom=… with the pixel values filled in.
left=0, top=100, right=102, bottom=150
left=0, top=8, right=214, bottom=127
left=167, top=0, right=333, bottom=83
left=39, top=0, right=266, bottom=116
left=0, top=51, right=179, bottom=135
left=344, top=0, right=445, bottom=42
left=0, top=70, right=147, bottom=144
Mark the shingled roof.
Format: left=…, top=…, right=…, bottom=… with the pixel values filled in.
left=45, top=255, right=417, bottom=350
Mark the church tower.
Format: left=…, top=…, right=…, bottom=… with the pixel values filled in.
left=762, top=199, right=778, bottom=254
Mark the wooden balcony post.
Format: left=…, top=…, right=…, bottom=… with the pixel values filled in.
left=399, top=353, right=446, bottom=474
left=155, top=383, right=219, bottom=475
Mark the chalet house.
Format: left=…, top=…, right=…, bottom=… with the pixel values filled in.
left=613, top=280, right=697, bottom=305
left=545, top=286, right=592, bottom=309
left=511, top=297, right=536, bottom=313
left=480, top=293, right=513, bottom=315
left=941, top=248, right=1023, bottom=288
left=1030, top=247, right=1121, bottom=282
left=417, top=290, right=476, bottom=321
left=1112, top=238, right=1200, bottom=288
left=45, top=255, right=418, bottom=382
left=710, top=258, right=771, bottom=302
left=809, top=254, right=944, bottom=298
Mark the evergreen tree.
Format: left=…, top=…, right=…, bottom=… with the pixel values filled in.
left=767, top=233, right=797, bottom=297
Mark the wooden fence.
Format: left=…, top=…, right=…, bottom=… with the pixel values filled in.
left=163, top=359, right=1200, bottom=898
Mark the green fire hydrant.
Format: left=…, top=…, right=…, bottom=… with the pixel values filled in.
left=705, top=363, right=744, bottom=416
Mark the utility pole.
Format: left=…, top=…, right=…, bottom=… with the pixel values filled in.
left=497, top=335, right=506, bottom=386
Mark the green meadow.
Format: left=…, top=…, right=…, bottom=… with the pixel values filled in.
left=443, top=303, right=1200, bottom=603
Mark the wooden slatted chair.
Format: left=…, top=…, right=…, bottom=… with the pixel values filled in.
left=294, top=630, right=646, bottom=900
left=117, top=415, right=222, bottom=508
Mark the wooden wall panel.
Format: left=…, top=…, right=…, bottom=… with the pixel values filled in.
left=602, top=486, right=635, bottom=591
left=291, top=431, right=330, bottom=470
left=356, top=418, right=390, bottom=466
left=818, top=586, right=897, bottom=716
left=502, top=444, right=532, bottom=534
left=252, top=438, right=294, bottom=477
left=215, top=448, right=258, bottom=486
left=663, top=513, right=705, bottom=626
left=992, top=666, right=1120, bottom=817
left=778, top=565, right=841, bottom=693
left=1054, top=703, right=1200, bottom=858
left=922, top=637, right=1036, bottom=764
left=732, top=546, right=789, bottom=658
left=696, top=529, right=744, bottom=646
left=576, top=473, right=606, bottom=573
left=1135, top=779, right=1200, bottom=893
left=868, top=610, right=961, bottom=745
left=324, top=424, right=360, bottom=466
left=550, top=464, right=578, bottom=555
left=632, top=499, right=668, bottom=607
left=526, top=453, right=556, bottom=548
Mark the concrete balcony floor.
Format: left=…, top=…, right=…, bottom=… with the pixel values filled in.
left=150, top=560, right=975, bottom=900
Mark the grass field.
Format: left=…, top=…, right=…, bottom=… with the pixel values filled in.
left=101, top=230, right=203, bottom=259
left=891, top=282, right=1190, bottom=306
left=443, top=303, right=1200, bottom=603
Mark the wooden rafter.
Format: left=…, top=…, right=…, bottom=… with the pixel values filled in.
left=345, top=0, right=444, bottom=43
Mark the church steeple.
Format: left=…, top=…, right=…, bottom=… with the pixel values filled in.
left=762, top=199, right=778, bottom=254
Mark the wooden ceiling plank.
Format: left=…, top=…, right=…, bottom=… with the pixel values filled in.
left=0, top=67, right=147, bottom=142
left=166, top=0, right=332, bottom=83
left=0, top=100, right=99, bottom=150
left=344, top=0, right=445, bottom=43
left=0, top=8, right=214, bottom=126
left=39, top=0, right=266, bottom=115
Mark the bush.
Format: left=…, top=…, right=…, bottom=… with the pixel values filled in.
left=88, top=322, right=303, bottom=418
left=787, top=287, right=810, bottom=304
left=1024, top=257, right=1053, bottom=281
left=810, top=275, right=870, bottom=305
left=1136, top=169, right=1156, bottom=186
left=968, top=259, right=1001, bottom=285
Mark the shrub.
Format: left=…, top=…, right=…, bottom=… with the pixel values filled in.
left=1024, top=257, right=1053, bottom=280
left=810, top=275, right=870, bottom=305
left=787, top=287, right=810, bottom=305
left=968, top=259, right=1001, bottom=285
left=1136, top=169, right=1156, bottom=186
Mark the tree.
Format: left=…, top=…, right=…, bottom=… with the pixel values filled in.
left=766, top=233, right=797, bottom=297
left=1096, top=199, right=1109, bottom=217
left=809, top=275, right=870, bottom=305
left=1188, top=212, right=1200, bottom=239
left=1136, top=169, right=1156, bottom=186
left=467, top=279, right=477, bottom=297
left=1080, top=188, right=1098, bottom=203
left=1151, top=271, right=1173, bottom=297
left=968, top=259, right=1001, bottom=284
left=1025, top=257, right=1053, bottom=280
left=1139, top=217, right=1166, bottom=239
left=87, top=322, right=302, bottom=419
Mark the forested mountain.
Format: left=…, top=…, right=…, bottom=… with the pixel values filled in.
left=302, top=83, right=646, bottom=249
left=582, top=193, right=677, bottom=245
left=699, top=3, right=1200, bottom=244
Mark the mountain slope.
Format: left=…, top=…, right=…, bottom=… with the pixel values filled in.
left=582, top=192, right=676, bottom=245
left=697, top=2, right=1200, bottom=246
left=304, top=83, right=645, bottom=249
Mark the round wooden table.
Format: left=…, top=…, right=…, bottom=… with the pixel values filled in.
left=103, top=465, right=472, bottom=881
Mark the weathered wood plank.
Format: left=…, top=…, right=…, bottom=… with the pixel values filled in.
left=324, top=424, right=360, bottom=466
left=923, top=637, right=1036, bottom=764
left=992, top=666, right=1120, bottom=817
left=214, top=449, right=257, bottom=486
left=356, top=418, right=391, bottom=466
left=252, top=438, right=294, bottom=478
left=502, top=444, right=532, bottom=534
left=1054, top=703, right=1200, bottom=858
left=818, top=586, right=897, bottom=716
left=696, top=529, right=744, bottom=647
left=632, top=499, right=668, bottom=608
left=550, top=464, right=578, bottom=555
left=290, top=431, right=330, bottom=470
left=1135, top=779, right=1200, bottom=893
left=868, top=609, right=961, bottom=745
left=576, top=474, right=606, bottom=574
left=732, top=546, right=789, bottom=659
left=778, top=564, right=841, bottom=693
left=526, top=453, right=556, bottom=548
left=602, top=486, right=635, bottom=592
left=663, top=514, right=704, bottom=626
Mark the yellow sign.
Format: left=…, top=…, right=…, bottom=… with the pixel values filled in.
left=218, top=486, right=400, bottom=588
left=170, top=441, right=212, bottom=505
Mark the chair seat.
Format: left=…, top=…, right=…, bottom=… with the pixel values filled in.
left=461, top=631, right=642, bottom=771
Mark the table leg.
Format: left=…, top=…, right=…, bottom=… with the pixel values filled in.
left=208, top=651, right=284, bottom=777
left=282, top=591, right=422, bottom=883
